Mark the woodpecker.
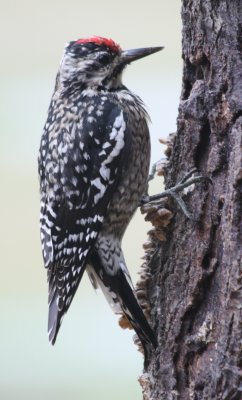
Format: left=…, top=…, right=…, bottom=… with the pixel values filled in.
left=39, top=36, right=162, bottom=364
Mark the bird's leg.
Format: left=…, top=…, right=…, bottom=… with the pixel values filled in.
left=141, top=169, right=212, bottom=220
left=148, top=160, right=162, bottom=182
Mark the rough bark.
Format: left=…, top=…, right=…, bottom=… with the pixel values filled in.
left=140, top=1, right=242, bottom=399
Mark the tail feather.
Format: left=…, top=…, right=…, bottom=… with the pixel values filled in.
left=48, top=290, right=59, bottom=344
left=117, top=268, right=157, bottom=349
left=117, top=268, right=157, bottom=368
left=47, top=260, right=86, bottom=345
left=89, top=251, right=157, bottom=368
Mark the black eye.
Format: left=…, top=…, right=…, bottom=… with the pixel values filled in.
left=98, top=53, right=111, bottom=65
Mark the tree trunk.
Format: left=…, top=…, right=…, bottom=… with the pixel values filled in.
left=139, top=1, right=242, bottom=399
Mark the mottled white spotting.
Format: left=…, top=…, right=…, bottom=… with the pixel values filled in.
left=93, top=214, right=98, bottom=222
left=53, top=165, right=59, bottom=174
left=45, top=236, right=53, bottom=246
left=88, top=105, right=94, bottom=113
left=83, top=177, right=88, bottom=183
left=66, top=248, right=72, bottom=255
left=41, top=215, right=53, bottom=228
left=75, top=165, right=81, bottom=173
left=91, top=177, right=106, bottom=203
left=71, top=106, right=78, bottom=113
left=58, top=142, right=68, bottom=155
left=66, top=297, right=71, bottom=306
left=52, top=149, right=58, bottom=161
left=41, top=214, right=50, bottom=228
left=87, top=116, right=95, bottom=123
left=94, top=192, right=104, bottom=203
left=100, top=165, right=110, bottom=181
left=83, top=152, right=90, bottom=160
left=83, top=249, right=88, bottom=257
left=109, top=129, right=117, bottom=141
left=40, top=231, right=45, bottom=241
left=71, top=176, right=78, bottom=186
left=90, top=231, right=97, bottom=239
left=94, top=138, right=100, bottom=145
left=42, top=149, right=46, bottom=157
left=60, top=162, right=65, bottom=173
left=46, top=162, right=52, bottom=173
left=53, top=183, right=59, bottom=192
left=76, top=217, right=91, bottom=226
left=86, top=234, right=90, bottom=242
left=49, top=138, right=57, bottom=148
left=79, top=141, right=84, bottom=150
left=101, top=112, right=125, bottom=165
left=66, top=284, right=70, bottom=294
left=89, top=131, right=93, bottom=137
left=99, top=150, right=106, bottom=156
left=69, top=233, right=79, bottom=242
left=96, top=110, right=103, bottom=117
left=102, top=141, right=111, bottom=149
left=72, top=267, right=76, bottom=277
left=72, top=152, right=78, bottom=162
left=91, top=177, right=105, bottom=192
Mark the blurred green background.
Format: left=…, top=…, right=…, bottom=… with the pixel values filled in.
left=0, top=1, right=182, bottom=399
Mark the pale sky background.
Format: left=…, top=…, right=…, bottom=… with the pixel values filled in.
left=0, top=1, right=182, bottom=399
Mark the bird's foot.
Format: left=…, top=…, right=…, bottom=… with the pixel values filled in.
left=141, top=168, right=212, bottom=220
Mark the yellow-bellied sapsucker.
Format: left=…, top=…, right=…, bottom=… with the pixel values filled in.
left=38, top=36, right=162, bottom=364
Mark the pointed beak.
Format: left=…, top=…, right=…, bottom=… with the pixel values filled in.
left=120, top=46, right=164, bottom=64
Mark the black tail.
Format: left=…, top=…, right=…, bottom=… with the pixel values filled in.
left=89, top=251, right=157, bottom=368
left=117, top=268, right=157, bottom=367
left=47, top=261, right=86, bottom=345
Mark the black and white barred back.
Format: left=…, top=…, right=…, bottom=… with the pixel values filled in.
left=39, top=37, right=161, bottom=365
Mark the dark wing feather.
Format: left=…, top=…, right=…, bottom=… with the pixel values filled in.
left=39, top=99, right=131, bottom=343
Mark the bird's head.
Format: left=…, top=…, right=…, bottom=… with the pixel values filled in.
left=57, top=36, right=163, bottom=92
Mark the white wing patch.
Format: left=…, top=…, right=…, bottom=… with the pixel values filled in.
left=90, top=111, right=126, bottom=204
left=91, top=177, right=106, bottom=203
left=104, top=112, right=125, bottom=164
